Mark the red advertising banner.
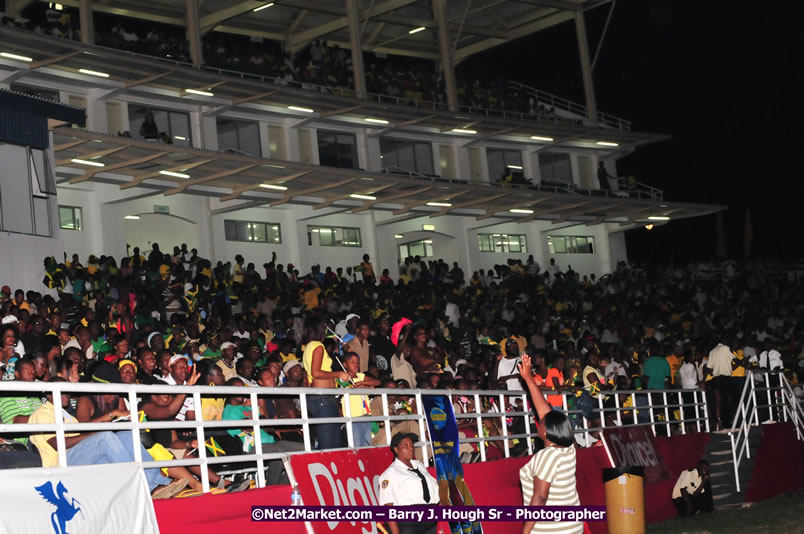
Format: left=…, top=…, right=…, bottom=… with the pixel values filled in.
left=286, top=447, right=394, bottom=534
left=602, top=426, right=671, bottom=485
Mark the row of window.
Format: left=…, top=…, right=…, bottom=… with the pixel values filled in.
left=59, top=209, right=594, bottom=255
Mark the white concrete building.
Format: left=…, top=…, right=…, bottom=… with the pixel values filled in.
left=0, top=20, right=720, bottom=291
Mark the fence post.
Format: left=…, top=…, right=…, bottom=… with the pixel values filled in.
left=299, top=392, right=312, bottom=452
left=192, top=391, right=210, bottom=493
left=678, top=391, right=686, bottom=435
left=128, top=389, right=142, bottom=464
left=473, top=393, right=486, bottom=463
left=249, top=390, right=266, bottom=488
left=415, top=392, right=430, bottom=465
left=524, top=393, right=533, bottom=456
left=52, top=384, right=68, bottom=468
left=499, top=393, right=509, bottom=458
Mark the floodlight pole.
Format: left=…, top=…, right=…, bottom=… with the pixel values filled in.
left=346, top=0, right=367, bottom=99
left=574, top=11, right=598, bottom=127
left=434, top=0, right=458, bottom=112
left=79, top=0, right=94, bottom=45
left=186, top=0, right=203, bottom=68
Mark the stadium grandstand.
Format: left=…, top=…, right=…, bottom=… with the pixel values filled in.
left=0, top=2, right=802, bottom=534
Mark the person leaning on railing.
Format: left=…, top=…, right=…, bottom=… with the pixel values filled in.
left=27, top=377, right=185, bottom=496
left=302, top=315, right=349, bottom=450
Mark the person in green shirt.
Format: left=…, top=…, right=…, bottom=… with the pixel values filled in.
left=220, top=378, right=304, bottom=485
left=201, top=332, right=221, bottom=359
left=643, top=355, right=671, bottom=390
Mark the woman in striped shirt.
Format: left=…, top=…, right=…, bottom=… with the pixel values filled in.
left=518, top=354, right=583, bottom=534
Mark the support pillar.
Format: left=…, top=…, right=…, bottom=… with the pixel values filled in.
left=574, top=11, right=598, bottom=127
left=186, top=0, right=203, bottom=68
left=346, top=0, right=366, bottom=98
left=79, top=0, right=94, bottom=45
left=433, top=0, right=458, bottom=111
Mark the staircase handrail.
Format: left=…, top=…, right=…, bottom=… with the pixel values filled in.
left=729, top=370, right=758, bottom=493
left=780, top=372, right=804, bottom=441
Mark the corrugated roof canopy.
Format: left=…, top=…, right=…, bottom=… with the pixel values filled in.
left=49, top=0, right=609, bottom=61
left=53, top=127, right=722, bottom=225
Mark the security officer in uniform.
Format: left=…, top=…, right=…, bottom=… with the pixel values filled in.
left=378, top=433, right=440, bottom=534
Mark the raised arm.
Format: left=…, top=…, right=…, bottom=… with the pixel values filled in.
left=518, top=354, right=552, bottom=420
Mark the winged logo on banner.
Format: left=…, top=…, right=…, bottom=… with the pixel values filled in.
left=35, top=481, right=84, bottom=534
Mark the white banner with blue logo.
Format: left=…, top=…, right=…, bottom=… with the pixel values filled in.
left=0, top=462, right=159, bottom=534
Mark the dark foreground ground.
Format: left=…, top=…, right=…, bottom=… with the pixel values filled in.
left=647, top=491, right=804, bottom=534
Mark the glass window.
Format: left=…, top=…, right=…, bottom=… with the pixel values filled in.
left=59, top=206, right=82, bottom=231
left=547, top=235, right=594, bottom=254
left=477, top=233, right=527, bottom=253
left=317, top=131, right=359, bottom=169
left=487, top=148, right=524, bottom=182
left=539, top=152, right=572, bottom=183
left=128, top=104, right=192, bottom=146
left=380, top=138, right=435, bottom=175
left=223, top=220, right=282, bottom=243
left=399, top=239, right=434, bottom=259
left=217, top=118, right=261, bottom=156
left=308, top=225, right=362, bottom=247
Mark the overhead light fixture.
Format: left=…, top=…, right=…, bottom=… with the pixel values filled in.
left=123, top=215, right=140, bottom=220
left=648, top=216, right=670, bottom=221
left=288, top=105, right=314, bottom=113
left=364, top=117, right=389, bottom=125
left=644, top=224, right=654, bottom=230
left=530, top=135, right=553, bottom=142
left=265, top=164, right=285, bottom=169
left=360, top=177, right=375, bottom=181
left=409, top=26, right=426, bottom=34
left=71, top=158, right=104, bottom=167
left=159, top=170, right=190, bottom=178
left=507, top=165, right=523, bottom=170
left=311, top=228, right=320, bottom=233
left=395, top=234, right=404, bottom=239
left=451, top=128, right=477, bottom=135
left=0, top=52, right=33, bottom=62
left=423, top=240, right=433, bottom=244
left=422, top=224, right=435, bottom=231
left=253, top=2, right=274, bottom=11
left=259, top=183, right=288, bottom=191
left=426, top=202, right=451, bottom=207
left=185, top=88, right=214, bottom=96
left=79, top=68, right=110, bottom=78
left=596, top=141, right=619, bottom=147
left=350, top=193, right=376, bottom=200
left=509, top=208, right=534, bottom=214
left=174, top=136, right=187, bottom=141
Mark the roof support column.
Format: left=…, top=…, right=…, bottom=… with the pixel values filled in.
left=79, top=0, right=94, bottom=45
left=186, top=0, right=203, bottom=68
left=433, top=0, right=458, bottom=111
left=346, top=0, right=367, bottom=99
left=574, top=10, right=598, bottom=127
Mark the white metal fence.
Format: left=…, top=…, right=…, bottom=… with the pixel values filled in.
left=0, top=381, right=713, bottom=493
left=730, top=371, right=804, bottom=492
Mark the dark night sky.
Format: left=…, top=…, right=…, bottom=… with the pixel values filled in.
left=460, top=0, right=804, bottom=262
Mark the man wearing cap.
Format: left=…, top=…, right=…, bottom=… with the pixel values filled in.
left=217, top=341, right=238, bottom=381
left=164, top=354, right=197, bottom=421
left=336, top=313, right=360, bottom=342
left=378, top=433, right=440, bottom=534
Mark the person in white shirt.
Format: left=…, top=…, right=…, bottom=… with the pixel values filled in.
left=672, top=461, right=712, bottom=517
left=378, top=433, right=440, bottom=534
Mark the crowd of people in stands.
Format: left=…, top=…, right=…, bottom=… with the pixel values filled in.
left=2, top=7, right=562, bottom=121
left=0, top=241, right=802, bottom=496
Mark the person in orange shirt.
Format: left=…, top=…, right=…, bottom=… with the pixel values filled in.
left=359, top=254, right=375, bottom=284
left=666, top=351, right=683, bottom=386
left=302, top=280, right=321, bottom=311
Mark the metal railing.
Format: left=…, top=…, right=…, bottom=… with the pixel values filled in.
left=507, top=81, right=632, bottom=131
left=380, top=165, right=664, bottom=201
left=730, top=371, right=804, bottom=492
left=0, top=381, right=711, bottom=493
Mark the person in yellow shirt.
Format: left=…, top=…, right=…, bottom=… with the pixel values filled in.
left=339, top=352, right=380, bottom=447
left=29, top=377, right=172, bottom=492
left=302, top=280, right=321, bottom=311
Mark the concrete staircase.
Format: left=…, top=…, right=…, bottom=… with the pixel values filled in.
left=701, top=428, right=763, bottom=508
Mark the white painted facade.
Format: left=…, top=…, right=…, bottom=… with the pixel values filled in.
left=1, top=75, right=634, bottom=287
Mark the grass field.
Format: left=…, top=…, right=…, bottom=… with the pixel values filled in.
left=647, top=492, right=804, bottom=534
